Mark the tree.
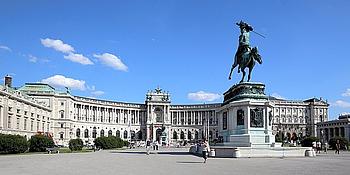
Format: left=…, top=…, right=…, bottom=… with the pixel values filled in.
left=329, top=137, right=349, bottom=150
left=0, top=134, right=28, bottom=154
left=69, top=139, right=84, bottom=151
left=29, top=134, right=54, bottom=152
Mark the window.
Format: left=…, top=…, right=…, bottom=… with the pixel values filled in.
left=16, top=118, right=20, bottom=129
left=123, top=130, right=128, bottom=139
left=24, top=111, right=28, bottom=115
left=108, top=130, right=112, bottom=137
left=92, top=127, right=97, bottom=138
left=76, top=128, right=81, bottom=138
left=8, top=107, right=12, bottom=112
left=61, top=102, right=64, bottom=106
left=47, top=123, right=50, bottom=132
left=116, top=130, right=120, bottom=138
left=60, top=111, right=64, bottom=119
left=8, top=116, right=11, bottom=128
left=17, top=109, right=20, bottom=113
left=60, top=133, right=64, bottom=139
left=100, top=130, right=104, bottom=137
left=37, top=121, right=39, bottom=131
left=42, top=122, right=45, bottom=131
left=223, top=112, right=228, bottom=130
left=84, top=129, right=89, bottom=138
left=60, top=123, right=64, bottom=128
left=31, top=120, right=34, bottom=131
left=24, top=118, right=27, bottom=130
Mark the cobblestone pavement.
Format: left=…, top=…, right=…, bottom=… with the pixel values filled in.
left=0, top=148, right=350, bottom=175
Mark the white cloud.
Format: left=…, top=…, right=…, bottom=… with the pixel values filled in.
left=91, top=90, right=105, bottom=96
left=332, top=100, right=350, bottom=108
left=0, top=45, right=11, bottom=52
left=271, top=92, right=285, bottom=99
left=28, top=54, right=38, bottom=63
left=41, top=75, right=86, bottom=91
left=40, top=38, right=75, bottom=53
left=188, top=91, right=221, bottom=102
left=93, top=53, right=128, bottom=71
left=342, top=89, right=350, bottom=97
left=64, top=53, right=93, bottom=65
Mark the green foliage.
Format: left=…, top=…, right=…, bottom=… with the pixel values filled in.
left=0, top=134, right=28, bottom=154
left=329, top=137, right=349, bottom=150
left=69, top=139, right=84, bottom=151
left=301, top=136, right=319, bottom=147
left=29, top=134, right=54, bottom=152
left=275, top=134, right=283, bottom=142
left=94, top=136, right=125, bottom=149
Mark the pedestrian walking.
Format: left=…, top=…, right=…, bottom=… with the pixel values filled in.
left=202, top=139, right=209, bottom=163
left=335, top=140, right=340, bottom=154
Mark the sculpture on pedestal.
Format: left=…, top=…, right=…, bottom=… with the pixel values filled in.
left=228, top=21, right=263, bottom=83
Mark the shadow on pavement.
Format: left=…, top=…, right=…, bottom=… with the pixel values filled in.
left=176, top=161, right=204, bottom=164
left=109, top=151, right=191, bottom=156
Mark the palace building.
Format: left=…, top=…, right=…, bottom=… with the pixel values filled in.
left=0, top=76, right=329, bottom=146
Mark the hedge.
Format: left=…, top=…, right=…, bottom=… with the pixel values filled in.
left=94, top=136, right=125, bottom=149
left=0, top=134, right=28, bottom=154
left=29, top=134, right=54, bottom=152
left=69, top=139, right=84, bottom=151
left=301, top=136, right=319, bottom=147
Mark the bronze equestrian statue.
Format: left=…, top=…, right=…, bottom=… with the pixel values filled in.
left=228, top=21, right=263, bottom=83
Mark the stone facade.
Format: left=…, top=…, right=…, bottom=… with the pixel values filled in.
left=0, top=85, right=52, bottom=139
left=0, top=78, right=329, bottom=146
left=317, top=114, right=350, bottom=143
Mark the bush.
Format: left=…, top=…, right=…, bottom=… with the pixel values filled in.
left=94, top=136, right=125, bottom=149
left=329, top=137, right=349, bottom=150
left=29, top=134, right=54, bottom=152
left=69, top=139, right=84, bottom=151
left=301, top=136, right=319, bottom=147
left=0, top=134, right=28, bottom=154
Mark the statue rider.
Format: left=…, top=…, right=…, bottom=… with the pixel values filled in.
left=233, top=21, right=253, bottom=74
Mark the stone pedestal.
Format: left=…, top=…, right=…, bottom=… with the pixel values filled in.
left=217, top=82, right=275, bottom=148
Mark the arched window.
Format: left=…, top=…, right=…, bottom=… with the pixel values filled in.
left=180, top=131, right=185, bottom=140
left=92, top=127, right=97, bottom=138
left=116, top=130, right=120, bottom=138
left=76, top=128, right=81, bottom=138
left=130, top=131, right=136, bottom=140
left=108, top=130, right=112, bottom=137
left=84, top=129, right=89, bottom=138
left=187, top=131, right=192, bottom=140
left=100, top=129, right=105, bottom=137
left=123, top=130, right=128, bottom=139
left=60, top=110, right=64, bottom=119
left=195, top=131, right=199, bottom=140
left=173, top=131, right=178, bottom=140
left=137, top=131, right=142, bottom=140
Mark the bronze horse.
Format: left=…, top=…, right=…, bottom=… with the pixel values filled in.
left=228, top=47, right=262, bottom=83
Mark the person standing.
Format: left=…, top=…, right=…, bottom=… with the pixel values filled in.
left=324, top=142, right=328, bottom=153
left=316, top=141, right=321, bottom=154
left=146, top=140, right=151, bottom=155
left=335, top=140, right=340, bottom=154
left=202, top=139, right=210, bottom=163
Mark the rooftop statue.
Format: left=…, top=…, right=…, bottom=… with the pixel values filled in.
left=228, top=21, right=263, bottom=83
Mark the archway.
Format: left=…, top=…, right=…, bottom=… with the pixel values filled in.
left=116, top=130, right=120, bottom=138
left=100, top=129, right=105, bottom=137
left=173, top=131, right=178, bottom=140
left=180, top=131, right=185, bottom=140
left=187, top=131, right=192, bottom=140
left=156, top=128, right=162, bottom=142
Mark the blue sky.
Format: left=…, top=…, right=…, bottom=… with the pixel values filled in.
left=0, top=0, right=349, bottom=120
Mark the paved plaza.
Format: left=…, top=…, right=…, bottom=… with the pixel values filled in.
left=1, top=148, right=350, bottom=175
